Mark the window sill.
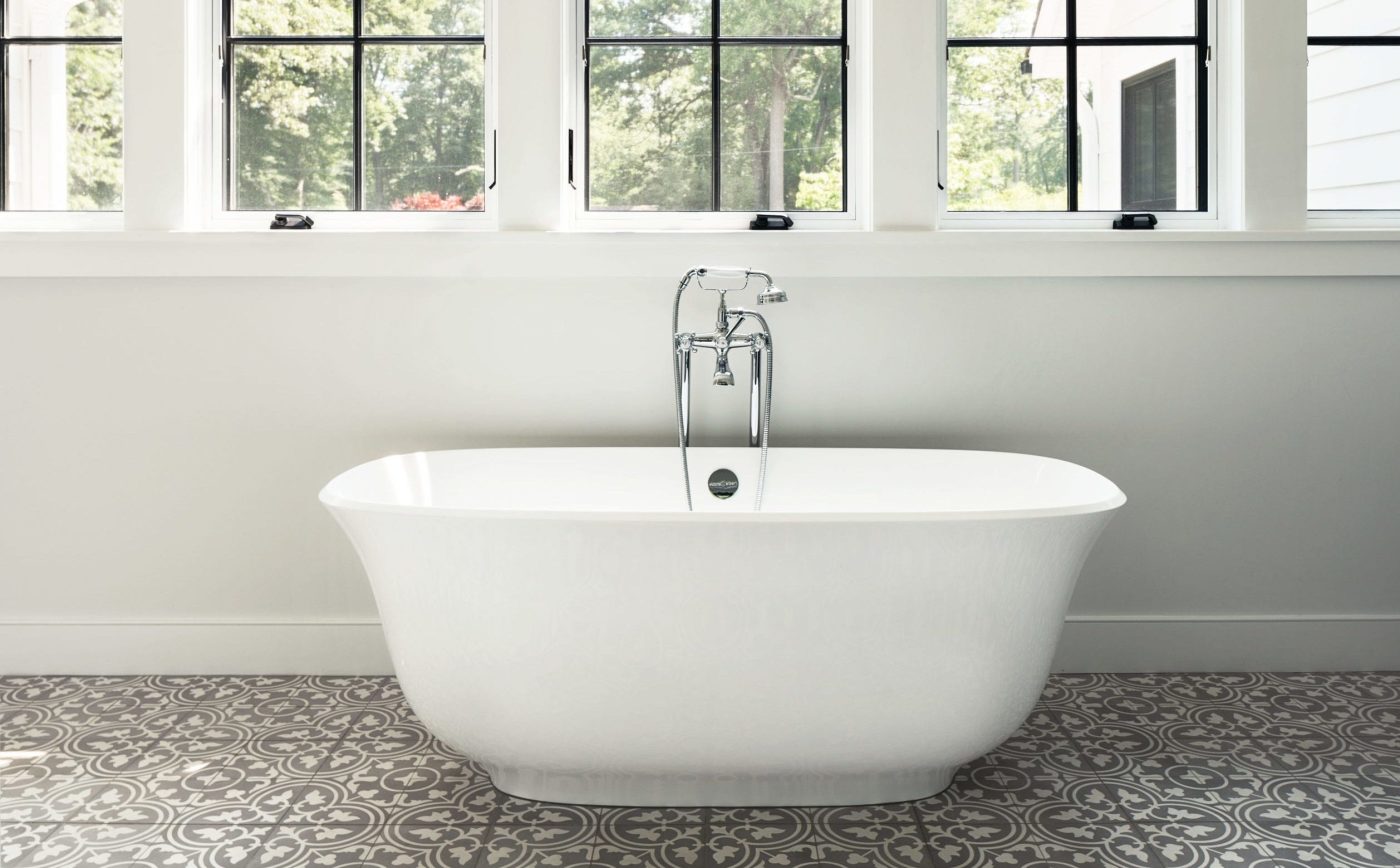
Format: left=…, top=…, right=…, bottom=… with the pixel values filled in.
left=0, top=227, right=1397, bottom=279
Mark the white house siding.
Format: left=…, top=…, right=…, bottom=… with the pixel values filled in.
left=1308, top=0, right=1400, bottom=209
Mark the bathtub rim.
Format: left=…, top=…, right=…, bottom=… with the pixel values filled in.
left=319, top=446, right=1127, bottom=523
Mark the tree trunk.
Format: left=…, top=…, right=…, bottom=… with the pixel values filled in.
left=767, top=62, right=788, bottom=210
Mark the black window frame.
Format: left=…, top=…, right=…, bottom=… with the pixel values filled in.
left=220, top=0, right=488, bottom=212
left=1306, top=29, right=1400, bottom=213
left=944, top=0, right=1209, bottom=213
left=0, top=0, right=123, bottom=212
left=579, top=0, right=850, bottom=214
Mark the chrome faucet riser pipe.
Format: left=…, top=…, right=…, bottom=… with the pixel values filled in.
left=749, top=343, right=762, bottom=448
left=678, top=343, right=692, bottom=447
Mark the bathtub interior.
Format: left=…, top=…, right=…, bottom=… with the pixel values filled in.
left=320, top=447, right=1125, bottom=518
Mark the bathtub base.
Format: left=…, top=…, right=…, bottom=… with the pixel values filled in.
left=486, top=766, right=957, bottom=807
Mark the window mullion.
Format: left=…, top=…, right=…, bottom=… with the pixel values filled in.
left=352, top=0, right=364, bottom=211
left=710, top=1, right=721, bottom=212
left=1, top=31, right=8, bottom=213
left=124, top=0, right=185, bottom=229
left=872, top=0, right=936, bottom=228
left=1240, top=0, right=1305, bottom=229
left=1195, top=0, right=1208, bottom=214
left=494, top=0, right=560, bottom=229
left=1066, top=0, right=1079, bottom=212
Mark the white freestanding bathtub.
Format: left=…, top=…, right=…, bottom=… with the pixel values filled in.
left=321, top=447, right=1124, bottom=806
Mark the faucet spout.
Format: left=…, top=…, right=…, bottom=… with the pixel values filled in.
left=712, top=353, right=736, bottom=387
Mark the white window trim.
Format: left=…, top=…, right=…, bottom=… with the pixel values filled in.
left=563, top=0, right=868, bottom=232
left=189, top=0, right=499, bottom=232
left=934, top=0, right=1225, bottom=231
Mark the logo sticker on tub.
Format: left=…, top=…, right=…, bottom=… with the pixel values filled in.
left=707, top=468, right=739, bottom=500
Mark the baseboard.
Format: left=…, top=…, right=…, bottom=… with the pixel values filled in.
left=1054, top=614, right=1400, bottom=672
left=0, top=620, right=394, bottom=675
left=1, top=615, right=1397, bottom=675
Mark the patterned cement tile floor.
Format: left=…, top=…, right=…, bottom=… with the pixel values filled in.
left=0, top=673, right=1397, bottom=868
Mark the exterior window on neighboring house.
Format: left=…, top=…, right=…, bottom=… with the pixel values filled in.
left=1, top=0, right=123, bottom=211
left=1122, top=61, right=1177, bottom=211
left=580, top=0, right=848, bottom=215
left=1307, top=0, right=1400, bottom=211
left=223, top=0, right=487, bottom=213
left=944, top=0, right=1206, bottom=213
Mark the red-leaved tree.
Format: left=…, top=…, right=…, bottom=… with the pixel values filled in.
left=390, top=191, right=485, bottom=211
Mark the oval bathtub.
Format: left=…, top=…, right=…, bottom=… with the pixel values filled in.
left=320, top=447, right=1125, bottom=806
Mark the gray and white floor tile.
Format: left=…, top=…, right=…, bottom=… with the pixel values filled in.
left=2, top=671, right=1398, bottom=867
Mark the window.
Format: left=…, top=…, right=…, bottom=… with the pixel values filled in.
left=578, top=0, right=848, bottom=216
left=1, top=0, right=122, bottom=211
left=943, top=0, right=1207, bottom=214
left=222, top=0, right=488, bottom=213
left=1307, top=1, right=1400, bottom=211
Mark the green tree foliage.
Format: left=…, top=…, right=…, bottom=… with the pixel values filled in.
left=232, top=0, right=484, bottom=211
left=588, top=0, right=844, bottom=212
left=946, top=0, right=1067, bottom=210
left=589, top=44, right=713, bottom=211
left=51, top=0, right=122, bottom=210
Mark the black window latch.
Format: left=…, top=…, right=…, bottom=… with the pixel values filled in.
left=270, top=213, right=314, bottom=230
left=750, top=213, right=793, bottom=231
left=1112, top=213, right=1157, bottom=230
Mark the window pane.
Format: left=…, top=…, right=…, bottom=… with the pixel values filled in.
left=1076, top=0, right=1195, bottom=38
left=364, top=44, right=486, bottom=211
left=721, top=0, right=840, bottom=37
left=719, top=45, right=843, bottom=211
left=1308, top=45, right=1400, bottom=210
left=588, top=45, right=712, bottom=211
left=947, top=46, right=1067, bottom=211
left=231, top=44, right=354, bottom=210
left=948, top=0, right=1062, bottom=39
left=1308, top=0, right=1400, bottom=37
left=589, top=0, right=709, bottom=38
left=365, top=0, right=483, bottom=36
left=1077, top=47, right=1196, bottom=211
left=234, top=0, right=352, bottom=37
left=5, top=44, right=123, bottom=210
left=5, top=0, right=120, bottom=37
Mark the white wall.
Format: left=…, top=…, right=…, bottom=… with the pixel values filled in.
left=2, top=268, right=1399, bottom=673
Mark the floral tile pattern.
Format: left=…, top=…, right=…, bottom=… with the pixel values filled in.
left=1, top=672, right=1399, bottom=867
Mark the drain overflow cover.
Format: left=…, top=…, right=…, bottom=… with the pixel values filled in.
left=708, top=468, right=739, bottom=500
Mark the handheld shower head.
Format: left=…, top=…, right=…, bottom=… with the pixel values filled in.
left=712, top=353, right=736, bottom=386
left=756, top=285, right=788, bottom=305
